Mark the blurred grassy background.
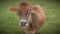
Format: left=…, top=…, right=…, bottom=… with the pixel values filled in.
left=0, top=0, right=60, bottom=34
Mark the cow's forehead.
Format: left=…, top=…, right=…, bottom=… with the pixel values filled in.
left=19, top=6, right=28, bottom=12
left=19, top=3, right=30, bottom=11
left=18, top=6, right=31, bottom=14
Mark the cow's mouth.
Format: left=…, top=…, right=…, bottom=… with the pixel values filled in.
left=21, top=25, right=28, bottom=29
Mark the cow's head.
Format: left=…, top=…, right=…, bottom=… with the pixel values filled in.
left=10, top=2, right=34, bottom=28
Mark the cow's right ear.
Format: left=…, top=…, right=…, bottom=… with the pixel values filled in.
left=9, top=7, right=17, bottom=12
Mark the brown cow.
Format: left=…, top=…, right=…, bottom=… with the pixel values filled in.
left=10, top=2, right=46, bottom=34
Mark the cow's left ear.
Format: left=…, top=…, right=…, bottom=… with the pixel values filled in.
left=9, top=7, right=17, bottom=12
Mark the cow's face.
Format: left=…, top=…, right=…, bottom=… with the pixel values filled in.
left=10, top=3, right=32, bottom=28
left=17, top=6, right=31, bottom=28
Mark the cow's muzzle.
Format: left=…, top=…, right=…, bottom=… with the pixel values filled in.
left=19, top=19, right=28, bottom=27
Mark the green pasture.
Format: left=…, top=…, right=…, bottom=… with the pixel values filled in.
left=0, top=0, right=60, bottom=34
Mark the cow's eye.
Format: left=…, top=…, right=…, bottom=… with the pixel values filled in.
left=17, top=10, right=21, bottom=16
left=27, top=10, right=31, bottom=14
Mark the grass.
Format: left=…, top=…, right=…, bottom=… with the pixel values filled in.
left=0, top=0, right=60, bottom=34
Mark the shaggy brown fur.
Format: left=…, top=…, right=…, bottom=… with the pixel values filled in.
left=10, top=2, right=46, bottom=34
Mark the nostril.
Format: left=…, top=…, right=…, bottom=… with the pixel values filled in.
left=21, top=21, right=27, bottom=26
left=24, top=22, right=26, bottom=24
left=20, top=19, right=27, bottom=26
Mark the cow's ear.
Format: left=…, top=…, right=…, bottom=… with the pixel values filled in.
left=10, top=7, right=17, bottom=12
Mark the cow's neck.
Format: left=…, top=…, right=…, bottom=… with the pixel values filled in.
left=28, top=13, right=38, bottom=30
left=31, top=13, right=38, bottom=27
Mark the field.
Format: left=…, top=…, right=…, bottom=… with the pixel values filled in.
left=0, top=0, right=60, bottom=34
